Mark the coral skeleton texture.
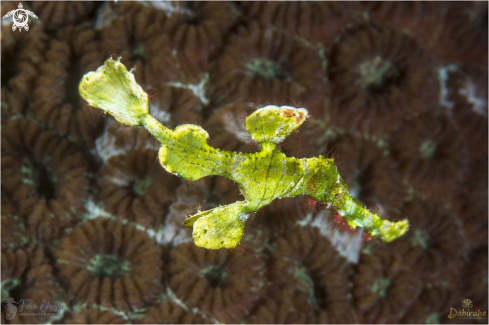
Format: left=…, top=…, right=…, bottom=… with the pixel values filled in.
left=1, top=1, right=487, bottom=324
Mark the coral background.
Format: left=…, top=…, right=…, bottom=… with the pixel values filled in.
left=1, top=1, right=487, bottom=324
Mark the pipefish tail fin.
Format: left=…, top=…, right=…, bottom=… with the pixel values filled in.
left=334, top=194, right=409, bottom=242
left=79, top=57, right=149, bottom=126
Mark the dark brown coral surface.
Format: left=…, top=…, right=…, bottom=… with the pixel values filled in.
left=1, top=1, right=487, bottom=323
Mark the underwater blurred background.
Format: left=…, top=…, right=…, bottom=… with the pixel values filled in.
left=1, top=1, right=487, bottom=323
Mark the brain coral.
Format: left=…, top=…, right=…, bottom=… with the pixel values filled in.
left=389, top=111, right=467, bottom=201
left=1, top=1, right=486, bottom=323
left=250, top=226, right=357, bottom=323
left=238, top=1, right=355, bottom=47
left=1, top=23, right=48, bottom=121
left=352, top=252, right=419, bottom=323
left=95, top=122, right=179, bottom=229
left=209, top=21, right=325, bottom=107
left=54, top=217, right=164, bottom=314
left=443, top=64, right=488, bottom=161
left=2, top=118, right=90, bottom=242
left=329, top=23, right=439, bottom=136
left=167, top=242, right=266, bottom=323
left=64, top=307, right=128, bottom=324
left=2, top=246, right=64, bottom=324
left=390, top=197, right=467, bottom=282
left=31, top=2, right=99, bottom=29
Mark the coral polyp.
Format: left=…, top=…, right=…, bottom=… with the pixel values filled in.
left=352, top=253, right=419, bottom=323
left=167, top=242, right=265, bottom=323
left=2, top=118, right=90, bottom=242
left=98, top=139, right=178, bottom=228
left=329, top=23, right=439, bottom=136
left=238, top=2, right=353, bottom=47
left=389, top=111, right=466, bottom=201
left=357, top=56, right=397, bottom=93
left=245, top=58, right=291, bottom=82
left=254, top=226, right=357, bottom=323
left=54, top=217, right=164, bottom=314
left=208, top=22, right=325, bottom=106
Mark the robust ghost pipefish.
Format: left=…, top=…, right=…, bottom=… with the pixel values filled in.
left=79, top=58, right=409, bottom=250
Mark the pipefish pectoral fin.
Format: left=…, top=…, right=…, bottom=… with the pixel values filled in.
left=184, top=202, right=250, bottom=249
left=158, top=124, right=220, bottom=181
